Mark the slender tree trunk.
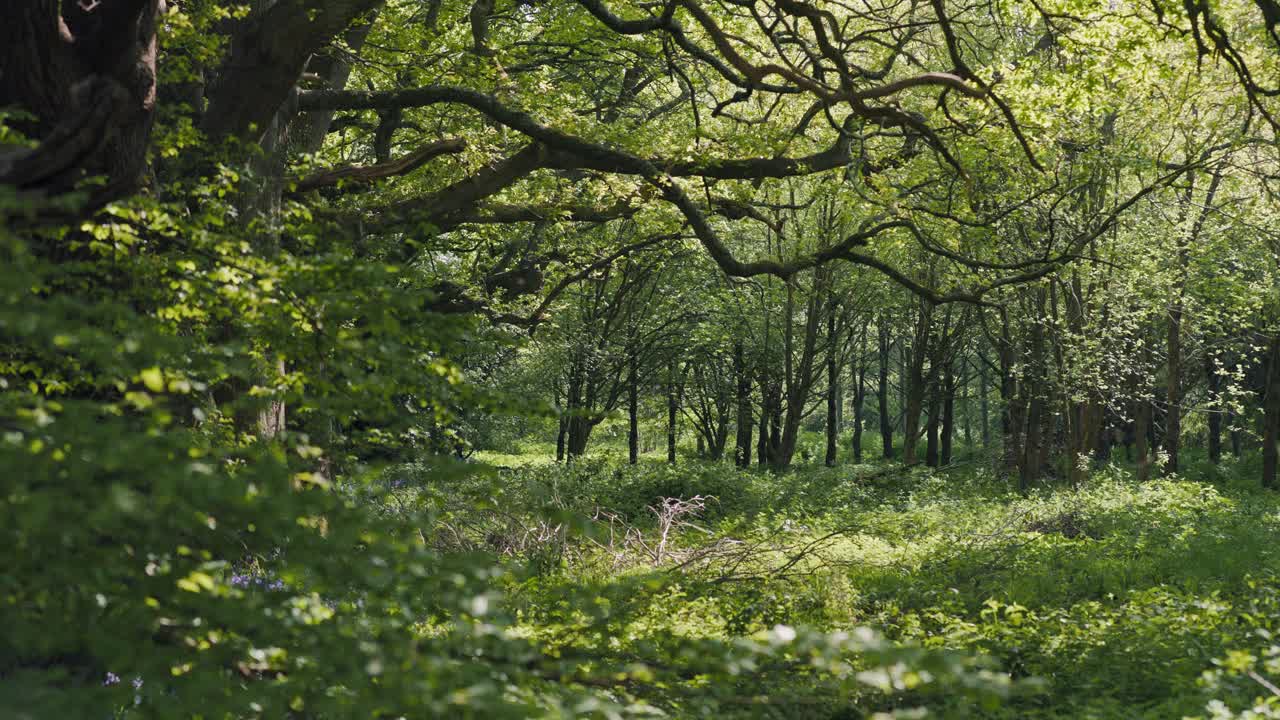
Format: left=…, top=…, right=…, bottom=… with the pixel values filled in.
left=628, top=349, right=639, bottom=464
left=1165, top=307, right=1183, bottom=475
left=979, top=357, right=991, bottom=449
left=1001, top=346, right=1024, bottom=478
left=1135, top=398, right=1152, bottom=482
left=1264, top=334, right=1280, bottom=488
left=757, top=384, right=770, bottom=467
left=852, top=329, right=867, bottom=463
left=825, top=301, right=839, bottom=467
left=667, top=359, right=679, bottom=465
left=734, top=341, right=753, bottom=468
left=776, top=278, right=824, bottom=468
left=941, top=363, right=955, bottom=466
left=711, top=412, right=730, bottom=461
left=878, top=321, right=893, bottom=459
left=925, top=391, right=941, bottom=468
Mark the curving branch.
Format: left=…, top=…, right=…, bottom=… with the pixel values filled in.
left=288, top=137, right=464, bottom=195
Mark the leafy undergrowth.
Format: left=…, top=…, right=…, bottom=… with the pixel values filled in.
left=405, top=455, right=1280, bottom=718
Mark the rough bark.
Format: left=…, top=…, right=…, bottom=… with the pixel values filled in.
left=0, top=0, right=162, bottom=212
left=902, top=300, right=933, bottom=466
left=202, top=0, right=383, bottom=142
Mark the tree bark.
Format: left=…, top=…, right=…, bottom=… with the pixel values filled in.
left=902, top=300, right=933, bottom=466
left=979, top=356, right=991, bottom=449
left=734, top=340, right=753, bottom=468
left=1135, top=398, right=1152, bottom=482
left=628, top=348, right=639, bottom=464
left=667, top=359, right=680, bottom=464
left=851, top=326, right=867, bottom=464
left=201, top=0, right=383, bottom=142
left=941, top=361, right=955, bottom=466
left=878, top=320, right=893, bottom=459
left=0, top=0, right=163, bottom=214
left=1264, top=334, right=1280, bottom=488
left=825, top=298, right=840, bottom=467
left=925, top=391, right=941, bottom=468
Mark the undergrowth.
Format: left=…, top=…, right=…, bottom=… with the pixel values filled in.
left=382, top=454, right=1280, bottom=718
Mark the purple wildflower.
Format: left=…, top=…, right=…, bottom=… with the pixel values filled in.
left=229, top=572, right=284, bottom=591
left=104, top=672, right=121, bottom=686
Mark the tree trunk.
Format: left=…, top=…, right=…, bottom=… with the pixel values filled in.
left=734, top=341, right=753, bottom=468
left=566, top=415, right=596, bottom=459
left=902, top=301, right=932, bottom=466
left=0, top=0, right=163, bottom=210
left=710, top=412, right=730, bottom=461
left=1264, top=334, right=1280, bottom=488
left=979, top=358, right=991, bottom=449
left=628, top=349, right=639, bottom=464
left=775, top=277, right=824, bottom=468
left=1165, top=306, right=1183, bottom=475
left=667, top=359, right=679, bottom=464
left=878, top=321, right=893, bottom=459
left=825, top=300, right=839, bottom=467
left=941, top=363, right=955, bottom=466
left=1135, top=399, right=1152, bottom=482
left=852, top=327, right=867, bottom=464
left=925, top=392, right=941, bottom=468
left=757, top=381, right=770, bottom=467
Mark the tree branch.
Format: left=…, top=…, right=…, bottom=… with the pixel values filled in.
left=288, top=137, right=464, bottom=195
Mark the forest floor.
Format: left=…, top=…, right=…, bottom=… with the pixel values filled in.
left=398, top=441, right=1280, bottom=718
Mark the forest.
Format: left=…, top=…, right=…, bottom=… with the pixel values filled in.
left=3, top=0, right=1280, bottom=717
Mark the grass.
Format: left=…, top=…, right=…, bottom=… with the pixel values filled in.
left=438, top=442, right=1280, bottom=718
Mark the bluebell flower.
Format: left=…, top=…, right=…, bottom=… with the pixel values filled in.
left=103, top=672, right=121, bottom=686
left=229, top=571, right=284, bottom=591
